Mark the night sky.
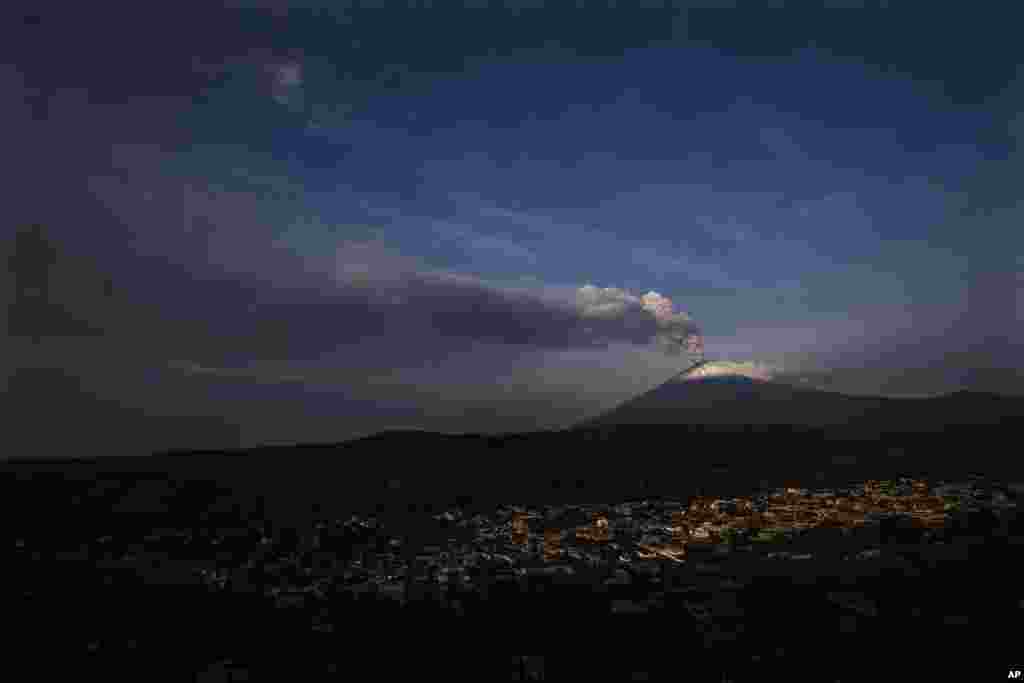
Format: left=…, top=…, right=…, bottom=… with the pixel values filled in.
left=6, top=3, right=1022, bottom=454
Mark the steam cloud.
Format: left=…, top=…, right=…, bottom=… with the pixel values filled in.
left=576, top=284, right=703, bottom=359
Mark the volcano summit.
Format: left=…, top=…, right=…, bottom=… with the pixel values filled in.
left=577, top=359, right=1023, bottom=432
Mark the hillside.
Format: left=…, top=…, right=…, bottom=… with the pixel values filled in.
left=579, top=365, right=1024, bottom=432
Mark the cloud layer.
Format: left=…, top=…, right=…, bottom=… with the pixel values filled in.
left=8, top=213, right=703, bottom=376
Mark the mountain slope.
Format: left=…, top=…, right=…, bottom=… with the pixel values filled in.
left=578, top=363, right=1024, bottom=431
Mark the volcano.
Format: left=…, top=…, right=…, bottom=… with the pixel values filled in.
left=578, top=360, right=1024, bottom=432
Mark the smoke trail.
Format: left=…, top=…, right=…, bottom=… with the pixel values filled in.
left=577, top=285, right=704, bottom=361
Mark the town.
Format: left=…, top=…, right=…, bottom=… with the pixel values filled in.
left=10, top=468, right=1021, bottom=679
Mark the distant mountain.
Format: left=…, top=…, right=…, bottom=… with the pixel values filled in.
left=5, top=366, right=240, bottom=459
left=578, top=361, right=1024, bottom=432
left=771, top=361, right=1024, bottom=400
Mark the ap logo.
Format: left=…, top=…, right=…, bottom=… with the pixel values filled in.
left=1009, top=671, right=1022, bottom=679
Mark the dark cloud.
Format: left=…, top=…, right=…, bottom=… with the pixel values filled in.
left=6, top=4, right=1023, bottom=457
left=7, top=205, right=702, bottom=374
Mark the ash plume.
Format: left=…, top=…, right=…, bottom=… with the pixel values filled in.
left=576, top=284, right=703, bottom=360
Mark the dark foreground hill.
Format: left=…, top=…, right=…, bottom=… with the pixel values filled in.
left=8, top=385, right=1024, bottom=683
left=4, top=413, right=1024, bottom=679
left=9, top=492, right=1022, bottom=682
